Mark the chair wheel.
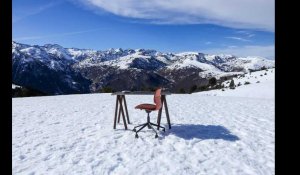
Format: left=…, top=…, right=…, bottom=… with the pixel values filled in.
left=135, top=134, right=139, bottom=138
left=155, top=134, right=158, bottom=138
left=133, top=128, right=136, bottom=132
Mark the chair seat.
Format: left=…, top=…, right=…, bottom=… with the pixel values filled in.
left=135, top=103, right=156, bottom=110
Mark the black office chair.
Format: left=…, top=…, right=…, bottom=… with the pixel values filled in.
left=133, top=88, right=165, bottom=138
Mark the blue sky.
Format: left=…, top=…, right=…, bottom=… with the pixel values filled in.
left=13, top=0, right=274, bottom=59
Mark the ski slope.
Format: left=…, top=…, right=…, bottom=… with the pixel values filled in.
left=12, top=71, right=274, bottom=174
left=197, top=68, right=274, bottom=99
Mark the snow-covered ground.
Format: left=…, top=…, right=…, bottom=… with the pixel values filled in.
left=12, top=70, right=274, bottom=175
left=197, top=68, right=274, bottom=99
left=12, top=84, right=21, bottom=89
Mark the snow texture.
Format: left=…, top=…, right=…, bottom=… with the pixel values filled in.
left=13, top=70, right=274, bottom=174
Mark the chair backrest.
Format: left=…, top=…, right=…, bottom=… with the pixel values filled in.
left=153, top=88, right=162, bottom=110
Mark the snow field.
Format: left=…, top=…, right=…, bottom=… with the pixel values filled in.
left=13, top=91, right=274, bottom=174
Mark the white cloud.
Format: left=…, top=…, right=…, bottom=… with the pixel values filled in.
left=225, top=37, right=251, bottom=42
left=76, top=0, right=274, bottom=31
left=202, top=45, right=274, bottom=59
left=247, top=34, right=255, bottom=38
left=236, top=31, right=255, bottom=38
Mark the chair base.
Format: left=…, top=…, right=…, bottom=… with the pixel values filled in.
left=133, top=112, right=165, bottom=138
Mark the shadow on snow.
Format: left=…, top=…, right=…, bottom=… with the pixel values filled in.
left=164, top=124, right=239, bottom=141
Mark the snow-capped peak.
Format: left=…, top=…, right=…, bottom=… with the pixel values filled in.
left=12, top=41, right=274, bottom=73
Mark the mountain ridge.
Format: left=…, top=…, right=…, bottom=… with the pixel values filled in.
left=12, top=41, right=274, bottom=95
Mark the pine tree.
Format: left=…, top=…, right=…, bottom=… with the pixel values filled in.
left=190, top=85, right=198, bottom=93
left=209, top=77, right=217, bottom=86
left=179, top=88, right=186, bottom=94
left=229, top=80, right=235, bottom=89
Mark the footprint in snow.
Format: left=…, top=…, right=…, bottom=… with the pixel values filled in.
left=19, top=155, right=26, bottom=160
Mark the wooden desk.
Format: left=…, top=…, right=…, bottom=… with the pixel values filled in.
left=111, top=91, right=172, bottom=130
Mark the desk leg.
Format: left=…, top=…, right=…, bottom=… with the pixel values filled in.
left=118, top=95, right=127, bottom=130
left=163, top=96, right=171, bottom=129
left=117, top=96, right=122, bottom=123
left=156, top=96, right=164, bottom=130
left=122, top=95, right=130, bottom=124
left=113, top=95, right=119, bottom=129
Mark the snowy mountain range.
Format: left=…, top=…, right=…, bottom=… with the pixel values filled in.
left=12, top=41, right=274, bottom=95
